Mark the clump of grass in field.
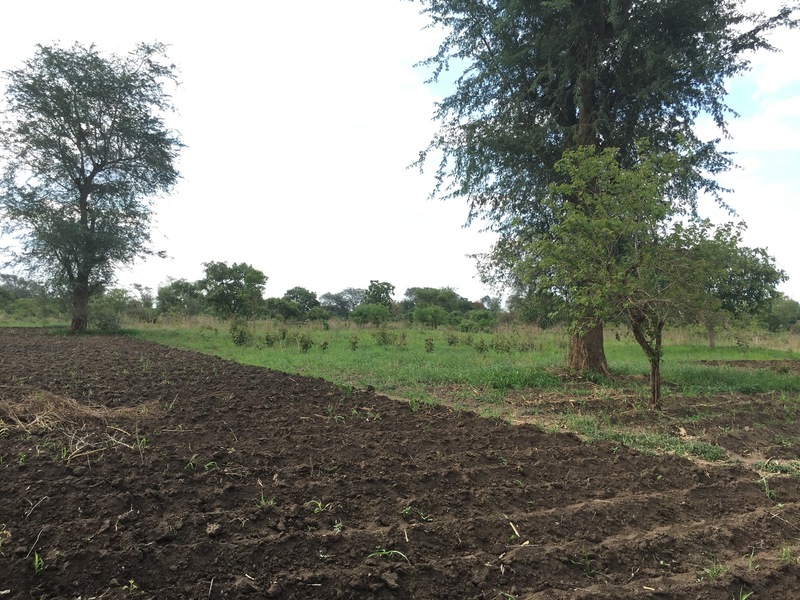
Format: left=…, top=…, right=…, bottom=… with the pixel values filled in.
left=561, top=412, right=727, bottom=461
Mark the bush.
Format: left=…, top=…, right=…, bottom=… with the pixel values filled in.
left=229, top=317, right=253, bottom=346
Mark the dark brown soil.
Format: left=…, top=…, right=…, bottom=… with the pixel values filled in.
left=1, top=328, right=799, bottom=599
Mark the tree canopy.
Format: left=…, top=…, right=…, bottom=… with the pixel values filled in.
left=0, top=42, right=183, bottom=331
left=197, top=261, right=267, bottom=319
left=412, top=0, right=798, bottom=372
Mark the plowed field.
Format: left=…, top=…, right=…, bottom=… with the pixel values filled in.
left=1, top=328, right=799, bottom=599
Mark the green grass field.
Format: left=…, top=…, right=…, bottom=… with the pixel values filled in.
left=129, top=317, right=800, bottom=402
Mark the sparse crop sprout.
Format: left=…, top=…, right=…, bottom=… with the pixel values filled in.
left=702, top=558, right=728, bottom=580
left=33, top=551, right=44, bottom=574
left=368, top=548, right=410, bottom=563
left=0, top=525, right=10, bottom=556
left=257, top=493, right=275, bottom=508
left=305, top=500, right=334, bottom=514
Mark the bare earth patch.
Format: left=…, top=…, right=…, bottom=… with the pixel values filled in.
left=1, top=328, right=799, bottom=599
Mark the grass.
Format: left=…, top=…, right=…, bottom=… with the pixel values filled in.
left=130, top=319, right=800, bottom=400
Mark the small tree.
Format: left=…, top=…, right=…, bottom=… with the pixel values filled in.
left=0, top=43, right=182, bottom=332
left=529, top=146, right=724, bottom=407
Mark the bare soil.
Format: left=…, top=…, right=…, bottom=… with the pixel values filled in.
left=1, top=328, right=799, bottom=599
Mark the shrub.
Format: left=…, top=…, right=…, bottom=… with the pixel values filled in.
left=229, top=317, right=253, bottom=346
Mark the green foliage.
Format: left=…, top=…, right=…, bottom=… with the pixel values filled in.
left=198, top=261, right=267, bottom=319
left=414, top=305, right=449, bottom=329
left=319, top=288, right=365, bottom=318
left=362, top=281, right=395, bottom=309
left=0, top=42, right=183, bottom=332
left=352, top=303, right=391, bottom=326
left=413, top=0, right=797, bottom=370
left=761, top=295, right=800, bottom=333
left=263, top=297, right=302, bottom=321
left=283, top=286, right=320, bottom=317
left=90, top=288, right=134, bottom=331
left=156, top=278, right=204, bottom=316
left=229, top=317, right=253, bottom=346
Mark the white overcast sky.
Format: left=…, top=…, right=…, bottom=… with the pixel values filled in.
left=1, top=1, right=798, bottom=303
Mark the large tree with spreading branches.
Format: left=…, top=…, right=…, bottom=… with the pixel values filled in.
left=0, top=42, right=182, bottom=331
left=412, top=0, right=798, bottom=373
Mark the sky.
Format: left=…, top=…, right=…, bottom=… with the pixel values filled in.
left=0, top=1, right=798, bottom=304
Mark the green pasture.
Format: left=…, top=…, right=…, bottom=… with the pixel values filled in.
left=130, top=318, right=800, bottom=403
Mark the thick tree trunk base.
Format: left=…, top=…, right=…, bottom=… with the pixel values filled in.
left=71, top=315, right=88, bottom=333
left=568, top=323, right=609, bottom=376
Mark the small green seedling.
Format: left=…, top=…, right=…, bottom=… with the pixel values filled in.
left=305, top=500, right=334, bottom=514
left=33, top=551, right=44, bottom=574
left=257, top=493, right=275, bottom=508
left=185, top=454, right=198, bottom=470
left=368, top=548, right=411, bottom=564
left=401, top=505, right=433, bottom=522
left=703, top=558, right=728, bottom=580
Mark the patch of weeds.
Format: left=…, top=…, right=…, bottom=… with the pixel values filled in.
left=754, top=460, right=800, bottom=477
left=424, top=337, right=434, bottom=353
left=368, top=548, right=411, bottom=563
left=702, top=557, right=729, bottom=580
left=732, top=589, right=754, bottom=600
left=305, top=500, right=334, bottom=514
left=135, top=436, right=148, bottom=449
left=349, top=334, right=359, bottom=351
left=333, top=519, right=344, bottom=533
left=17, top=452, right=27, bottom=466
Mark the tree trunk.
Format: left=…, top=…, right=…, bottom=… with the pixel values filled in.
left=70, top=279, right=90, bottom=333
left=705, top=321, right=716, bottom=349
left=568, top=321, right=609, bottom=375
left=649, top=359, right=661, bottom=409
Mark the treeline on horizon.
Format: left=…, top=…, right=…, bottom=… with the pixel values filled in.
left=2, top=260, right=800, bottom=337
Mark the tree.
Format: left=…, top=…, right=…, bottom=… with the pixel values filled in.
left=690, top=226, right=786, bottom=346
left=263, top=297, right=302, bottom=321
left=156, top=278, right=204, bottom=316
left=0, top=43, right=183, bottom=332
left=413, top=0, right=797, bottom=373
left=282, top=286, right=320, bottom=317
left=198, top=261, right=267, bottom=319
left=404, top=286, right=473, bottom=314
left=414, top=305, right=449, bottom=328
left=761, top=294, right=800, bottom=333
left=351, top=303, right=391, bottom=326
left=528, top=145, right=750, bottom=407
left=320, top=288, right=365, bottom=318
left=362, top=280, right=395, bottom=309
